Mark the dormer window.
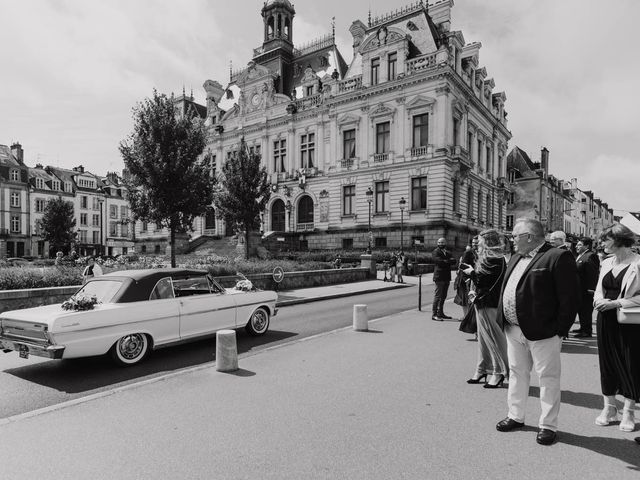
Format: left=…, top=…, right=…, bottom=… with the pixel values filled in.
left=371, top=58, right=380, bottom=86
left=64, top=182, right=73, bottom=193
left=10, top=169, right=19, bottom=181
left=52, top=180, right=60, bottom=191
left=305, top=85, right=314, bottom=97
left=388, top=52, right=397, bottom=81
left=35, top=178, right=45, bottom=189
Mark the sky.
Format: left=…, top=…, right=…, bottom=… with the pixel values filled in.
left=1, top=0, right=638, bottom=214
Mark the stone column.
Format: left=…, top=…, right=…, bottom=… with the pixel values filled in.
left=435, top=85, right=450, bottom=149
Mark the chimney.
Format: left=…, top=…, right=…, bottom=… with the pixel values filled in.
left=35, top=163, right=43, bottom=169
left=571, top=178, right=577, bottom=190
left=10, top=142, right=24, bottom=163
left=540, top=147, right=549, bottom=175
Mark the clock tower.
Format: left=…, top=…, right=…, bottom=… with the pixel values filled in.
left=253, top=0, right=296, bottom=96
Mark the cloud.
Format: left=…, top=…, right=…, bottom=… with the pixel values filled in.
left=578, top=155, right=640, bottom=212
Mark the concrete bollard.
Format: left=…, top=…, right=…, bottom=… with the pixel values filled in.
left=353, top=304, right=369, bottom=331
left=216, top=329, right=238, bottom=372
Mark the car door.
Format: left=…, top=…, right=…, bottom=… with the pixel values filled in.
left=175, top=276, right=238, bottom=340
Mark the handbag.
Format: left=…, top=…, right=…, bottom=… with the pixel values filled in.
left=617, top=306, right=640, bottom=325
left=459, top=301, right=477, bottom=334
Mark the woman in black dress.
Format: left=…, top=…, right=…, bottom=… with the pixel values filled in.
left=593, top=224, right=640, bottom=432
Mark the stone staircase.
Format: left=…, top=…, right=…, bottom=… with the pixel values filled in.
left=187, top=235, right=239, bottom=257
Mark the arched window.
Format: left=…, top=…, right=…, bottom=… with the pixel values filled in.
left=271, top=199, right=286, bottom=231
left=297, top=195, right=314, bottom=224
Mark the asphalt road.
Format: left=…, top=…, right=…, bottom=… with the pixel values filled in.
left=0, top=282, right=435, bottom=419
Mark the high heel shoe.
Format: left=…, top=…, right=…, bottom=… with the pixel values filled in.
left=484, top=374, right=505, bottom=389
left=595, top=405, right=618, bottom=426
left=466, top=373, right=487, bottom=384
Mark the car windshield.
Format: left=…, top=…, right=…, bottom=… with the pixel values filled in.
left=74, top=280, right=123, bottom=304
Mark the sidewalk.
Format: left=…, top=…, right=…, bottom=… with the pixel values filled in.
left=1, top=276, right=639, bottom=479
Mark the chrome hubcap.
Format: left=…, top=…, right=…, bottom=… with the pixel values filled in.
left=119, top=334, right=144, bottom=360
left=252, top=311, right=267, bottom=332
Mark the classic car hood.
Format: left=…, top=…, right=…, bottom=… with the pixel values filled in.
left=0, top=303, right=76, bottom=327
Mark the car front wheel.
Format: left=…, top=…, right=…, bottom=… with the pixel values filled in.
left=246, top=307, right=270, bottom=336
left=110, top=333, right=150, bottom=366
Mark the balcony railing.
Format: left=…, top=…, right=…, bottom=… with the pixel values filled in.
left=338, top=75, right=362, bottom=93
left=296, top=223, right=314, bottom=232
left=411, top=146, right=429, bottom=157
left=293, top=93, right=323, bottom=111
left=373, top=153, right=389, bottom=163
left=340, top=158, right=355, bottom=169
left=406, top=53, right=438, bottom=74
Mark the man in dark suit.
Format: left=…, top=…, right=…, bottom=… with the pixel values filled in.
left=431, top=237, right=455, bottom=321
left=571, top=237, right=600, bottom=338
left=495, top=219, right=580, bottom=445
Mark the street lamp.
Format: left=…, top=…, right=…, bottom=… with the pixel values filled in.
left=98, top=198, right=104, bottom=257
left=399, top=197, right=406, bottom=253
left=365, top=186, right=373, bottom=254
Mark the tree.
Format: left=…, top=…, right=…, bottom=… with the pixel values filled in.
left=213, top=137, right=271, bottom=258
left=119, top=90, right=213, bottom=267
left=41, top=197, right=76, bottom=255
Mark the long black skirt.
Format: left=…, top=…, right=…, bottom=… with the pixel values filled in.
left=597, top=309, right=640, bottom=401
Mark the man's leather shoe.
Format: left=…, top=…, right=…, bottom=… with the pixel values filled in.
left=536, top=428, right=557, bottom=445
left=496, top=417, right=524, bottom=432
left=440, top=314, right=452, bottom=319
left=431, top=315, right=443, bottom=321
left=573, top=332, right=592, bottom=338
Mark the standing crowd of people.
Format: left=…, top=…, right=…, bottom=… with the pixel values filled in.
left=446, top=218, right=640, bottom=446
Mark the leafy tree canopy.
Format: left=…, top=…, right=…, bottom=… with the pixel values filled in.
left=41, top=197, right=76, bottom=253
left=119, top=90, right=213, bottom=265
left=213, top=137, right=271, bottom=257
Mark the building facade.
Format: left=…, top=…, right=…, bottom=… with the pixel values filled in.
left=192, top=0, right=511, bottom=253
left=0, top=143, right=30, bottom=258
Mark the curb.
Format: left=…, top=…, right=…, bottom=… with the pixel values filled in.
left=276, top=282, right=411, bottom=307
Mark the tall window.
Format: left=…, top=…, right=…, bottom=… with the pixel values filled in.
left=452, top=180, right=459, bottom=213
left=80, top=213, right=88, bottom=226
left=273, top=139, right=286, bottom=173
left=109, top=222, right=118, bottom=236
left=10, top=169, right=19, bottom=181
left=343, top=129, right=356, bottom=159
left=477, top=140, right=483, bottom=170
left=467, top=132, right=473, bottom=155
left=413, top=114, right=429, bottom=148
left=92, top=214, right=100, bottom=226
left=375, top=181, right=389, bottom=213
left=10, top=191, right=20, bottom=207
left=477, top=191, right=483, bottom=220
left=371, top=57, right=380, bottom=85
left=11, top=215, right=20, bottom=233
left=411, top=176, right=427, bottom=210
left=506, top=214, right=514, bottom=230
left=78, top=230, right=87, bottom=243
left=486, top=194, right=492, bottom=224
left=343, top=185, right=355, bottom=215
left=498, top=155, right=504, bottom=178
left=120, top=206, right=128, bottom=218
left=376, top=121, right=390, bottom=154
left=92, top=231, right=100, bottom=244
left=467, top=186, right=474, bottom=218
left=80, top=196, right=88, bottom=209
left=486, top=146, right=492, bottom=174
left=35, top=199, right=45, bottom=212
left=300, top=133, right=315, bottom=168
left=388, top=52, right=397, bottom=80
left=453, top=117, right=460, bottom=147
left=110, top=205, right=117, bottom=218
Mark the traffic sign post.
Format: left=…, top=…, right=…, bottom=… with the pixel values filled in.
left=272, top=266, right=284, bottom=291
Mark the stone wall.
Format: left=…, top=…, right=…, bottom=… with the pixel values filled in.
left=0, top=268, right=371, bottom=313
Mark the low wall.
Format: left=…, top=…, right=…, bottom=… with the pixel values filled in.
left=0, top=267, right=371, bottom=313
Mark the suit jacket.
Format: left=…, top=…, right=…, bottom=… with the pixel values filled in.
left=576, top=250, right=600, bottom=295
left=432, top=247, right=454, bottom=282
left=593, top=254, right=640, bottom=308
left=496, top=242, right=580, bottom=341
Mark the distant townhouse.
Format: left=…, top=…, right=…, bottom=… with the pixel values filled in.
left=0, top=143, right=30, bottom=258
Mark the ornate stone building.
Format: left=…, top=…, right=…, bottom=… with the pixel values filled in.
left=194, top=0, right=511, bottom=252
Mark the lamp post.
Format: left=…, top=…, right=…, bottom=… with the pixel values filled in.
left=365, top=186, right=373, bottom=254
left=399, top=196, right=406, bottom=253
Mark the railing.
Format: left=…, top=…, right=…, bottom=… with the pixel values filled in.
left=410, top=146, right=428, bottom=157
left=340, top=158, right=355, bottom=169
left=296, top=223, right=314, bottom=232
left=293, top=93, right=323, bottom=111
left=406, top=53, right=438, bottom=74
left=373, top=153, right=389, bottom=163
left=298, top=167, right=318, bottom=177
left=338, top=75, right=362, bottom=93
left=293, top=34, right=334, bottom=57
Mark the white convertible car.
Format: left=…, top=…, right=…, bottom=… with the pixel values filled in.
left=0, top=269, right=277, bottom=366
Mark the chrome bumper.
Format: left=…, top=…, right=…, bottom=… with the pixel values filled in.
left=0, top=338, right=65, bottom=359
